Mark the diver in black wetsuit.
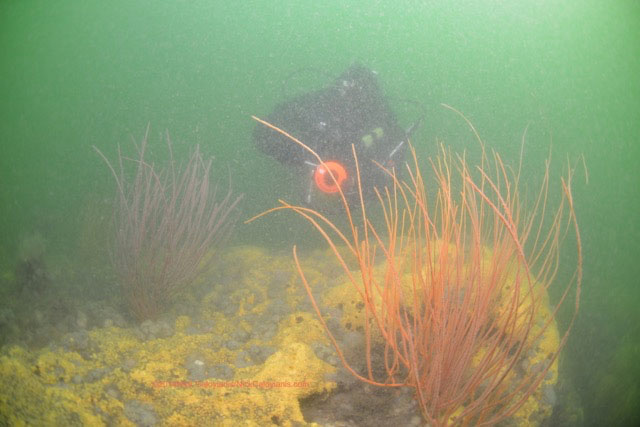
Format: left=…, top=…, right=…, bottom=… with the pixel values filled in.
left=254, top=63, right=423, bottom=209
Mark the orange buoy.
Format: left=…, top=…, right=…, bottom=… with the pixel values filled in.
left=314, top=161, right=348, bottom=194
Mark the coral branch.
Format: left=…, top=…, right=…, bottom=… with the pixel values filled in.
left=94, top=127, right=242, bottom=321
left=250, top=113, right=582, bottom=425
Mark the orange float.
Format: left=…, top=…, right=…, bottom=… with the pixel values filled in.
left=314, top=161, right=348, bottom=194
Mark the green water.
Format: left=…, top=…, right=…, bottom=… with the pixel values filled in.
left=1, top=0, right=638, bottom=424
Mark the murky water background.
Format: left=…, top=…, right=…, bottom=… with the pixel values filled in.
left=1, top=1, right=639, bottom=424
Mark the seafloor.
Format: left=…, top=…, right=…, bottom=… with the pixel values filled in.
left=0, top=244, right=560, bottom=426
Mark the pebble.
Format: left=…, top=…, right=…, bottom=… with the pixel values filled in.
left=124, top=400, right=157, bottom=427
left=208, top=364, right=234, bottom=380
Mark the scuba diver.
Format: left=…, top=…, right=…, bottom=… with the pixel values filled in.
left=253, top=63, right=424, bottom=210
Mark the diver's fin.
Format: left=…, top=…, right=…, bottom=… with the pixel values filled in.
left=388, top=140, right=405, bottom=159
left=405, top=114, right=424, bottom=139
left=388, top=111, right=424, bottom=160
